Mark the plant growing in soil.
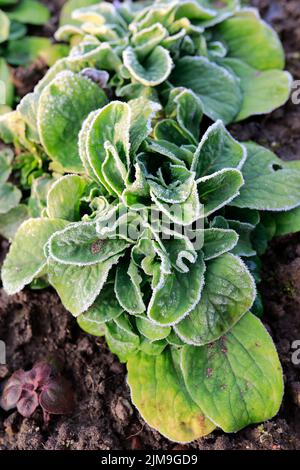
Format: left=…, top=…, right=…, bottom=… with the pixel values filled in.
left=1, top=0, right=300, bottom=443
left=0, top=360, right=75, bottom=421
left=54, top=0, right=292, bottom=123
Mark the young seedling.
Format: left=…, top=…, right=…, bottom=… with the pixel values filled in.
left=0, top=360, right=75, bottom=422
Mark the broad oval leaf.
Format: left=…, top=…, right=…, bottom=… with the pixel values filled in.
left=127, top=348, right=215, bottom=443
left=231, top=142, right=300, bottom=211
left=2, top=218, right=68, bottom=295
left=48, top=252, right=123, bottom=316
left=148, top=252, right=206, bottom=326
left=77, top=283, right=123, bottom=336
left=192, top=120, right=246, bottom=178
left=49, top=221, right=129, bottom=266
left=174, top=253, right=256, bottom=345
left=198, top=168, right=244, bottom=217
left=123, top=46, right=173, bottom=86
left=115, top=256, right=145, bottom=314
left=170, top=56, right=242, bottom=124
left=181, top=312, right=284, bottom=432
left=0, top=182, right=21, bottom=214
left=38, top=71, right=108, bottom=172
left=105, top=314, right=140, bottom=363
left=47, top=175, right=88, bottom=222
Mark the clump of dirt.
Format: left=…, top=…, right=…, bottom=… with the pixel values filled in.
left=0, top=0, right=300, bottom=450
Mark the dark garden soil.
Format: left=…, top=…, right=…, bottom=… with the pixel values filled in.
left=0, top=0, right=300, bottom=450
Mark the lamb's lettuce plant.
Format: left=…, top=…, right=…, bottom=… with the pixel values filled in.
left=53, top=0, right=292, bottom=123
left=1, top=61, right=300, bottom=441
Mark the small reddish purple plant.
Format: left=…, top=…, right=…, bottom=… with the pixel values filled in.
left=0, top=360, right=75, bottom=421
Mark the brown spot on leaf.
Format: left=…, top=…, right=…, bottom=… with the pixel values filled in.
left=91, top=239, right=105, bottom=255
left=206, top=368, right=213, bottom=378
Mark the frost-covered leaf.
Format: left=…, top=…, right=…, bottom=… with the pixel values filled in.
left=198, top=168, right=243, bottom=216
left=151, top=181, right=202, bottom=226
left=164, top=87, right=203, bottom=144
left=170, top=56, right=242, bottom=123
left=127, top=348, right=215, bottom=443
left=129, top=97, right=161, bottom=155
left=0, top=182, right=21, bottom=214
left=0, top=147, right=13, bottom=183
left=148, top=252, right=205, bottom=326
left=181, top=312, right=284, bottom=432
left=105, top=314, right=140, bottom=363
left=135, top=316, right=171, bottom=341
left=48, top=252, right=123, bottom=316
left=139, top=338, right=167, bottom=356
left=115, top=255, right=145, bottom=314
left=49, top=221, right=129, bottom=266
left=77, top=283, right=123, bottom=336
left=175, top=253, right=255, bottom=345
left=47, top=175, right=88, bottom=222
left=192, top=120, right=246, bottom=177
left=0, top=204, right=29, bottom=240
left=231, top=142, right=300, bottom=211
left=38, top=71, right=108, bottom=172
left=202, top=228, right=238, bottom=260
left=227, top=219, right=256, bottom=257
left=123, top=46, right=173, bottom=86
left=85, top=101, right=130, bottom=188
left=2, top=218, right=68, bottom=295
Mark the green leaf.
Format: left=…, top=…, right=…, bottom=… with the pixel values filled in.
left=227, top=220, right=256, bottom=257
left=60, top=0, right=100, bottom=26
left=2, top=218, right=68, bottom=295
left=151, top=181, right=202, bottom=226
left=38, top=71, right=108, bottom=173
left=231, top=142, right=300, bottom=211
left=198, top=168, right=244, bottom=217
left=123, top=46, right=173, bottom=86
left=0, top=147, right=13, bottom=183
left=49, top=221, right=129, bottom=266
left=0, top=10, right=10, bottom=43
left=273, top=207, right=300, bottom=236
left=181, top=312, right=284, bottom=432
left=192, top=120, right=246, bottom=177
left=85, top=101, right=130, bottom=188
left=77, top=283, right=123, bottom=336
left=165, top=87, right=203, bottom=144
left=148, top=253, right=206, bottom=326
left=136, top=316, right=171, bottom=341
left=129, top=97, right=161, bottom=155
left=5, top=36, right=51, bottom=66
left=47, top=175, right=88, bottom=222
left=202, top=228, right=238, bottom=260
left=115, top=256, right=145, bottom=314
left=105, top=314, right=140, bottom=363
left=215, top=10, right=285, bottom=71
left=139, top=338, right=167, bottom=356
left=171, top=56, right=242, bottom=124
left=0, top=58, right=14, bottom=106
left=220, top=58, right=292, bottom=122
left=0, top=204, right=29, bottom=240
left=48, top=252, right=123, bottom=316
left=7, top=0, right=50, bottom=25
left=127, top=348, right=215, bottom=443
left=175, top=253, right=255, bottom=345
left=0, top=182, right=21, bottom=214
